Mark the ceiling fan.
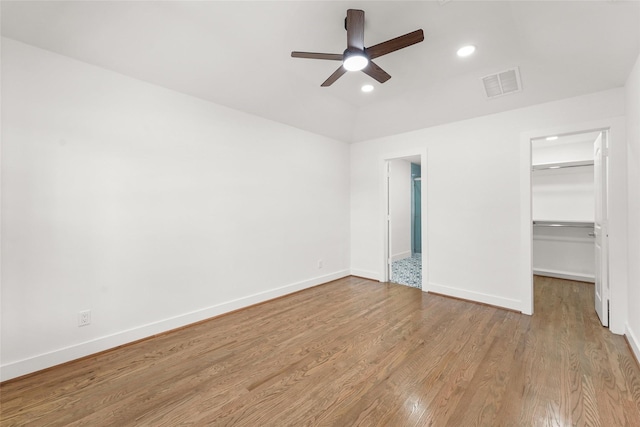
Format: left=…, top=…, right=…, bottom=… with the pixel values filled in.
left=291, top=9, right=424, bottom=87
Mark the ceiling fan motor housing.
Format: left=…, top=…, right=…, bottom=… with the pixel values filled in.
left=344, top=47, right=368, bottom=58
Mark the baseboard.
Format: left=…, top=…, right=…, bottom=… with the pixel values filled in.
left=0, top=270, right=350, bottom=382
left=391, top=251, right=411, bottom=262
left=350, top=268, right=383, bottom=282
left=533, top=268, right=595, bottom=283
left=626, top=324, right=640, bottom=366
left=427, top=281, right=523, bottom=312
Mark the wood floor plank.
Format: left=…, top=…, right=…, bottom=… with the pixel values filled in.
left=444, top=310, right=524, bottom=426
left=2, top=275, right=640, bottom=426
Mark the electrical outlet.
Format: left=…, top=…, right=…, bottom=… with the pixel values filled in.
left=78, top=310, right=91, bottom=327
left=318, top=259, right=323, bottom=269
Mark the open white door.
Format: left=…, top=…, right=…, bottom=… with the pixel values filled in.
left=385, top=161, right=392, bottom=282
left=594, top=132, right=609, bottom=327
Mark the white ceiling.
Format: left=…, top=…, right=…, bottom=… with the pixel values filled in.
left=2, top=1, right=639, bottom=143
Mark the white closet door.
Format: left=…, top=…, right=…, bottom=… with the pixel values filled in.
left=594, top=132, right=608, bottom=327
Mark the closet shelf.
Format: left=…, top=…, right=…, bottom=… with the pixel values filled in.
left=533, top=220, right=594, bottom=228
left=532, top=160, right=594, bottom=171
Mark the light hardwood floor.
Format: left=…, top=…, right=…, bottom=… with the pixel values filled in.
left=2, top=276, right=639, bottom=426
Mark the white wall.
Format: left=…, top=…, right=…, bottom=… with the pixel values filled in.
left=532, top=167, right=595, bottom=222
left=0, top=39, right=351, bottom=381
left=389, top=160, right=412, bottom=260
left=532, top=226, right=595, bottom=282
left=626, top=53, right=640, bottom=361
left=351, top=89, right=626, bottom=313
left=531, top=138, right=595, bottom=222
left=532, top=141, right=594, bottom=165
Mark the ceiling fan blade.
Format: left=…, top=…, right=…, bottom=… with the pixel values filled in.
left=291, top=52, right=343, bottom=61
left=321, top=66, right=348, bottom=87
left=362, top=61, right=391, bottom=84
left=366, top=29, right=424, bottom=60
left=346, top=9, right=365, bottom=50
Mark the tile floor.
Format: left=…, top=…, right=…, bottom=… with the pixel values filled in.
left=391, top=253, right=422, bottom=289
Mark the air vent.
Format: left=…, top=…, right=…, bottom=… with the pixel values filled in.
left=481, top=67, right=522, bottom=99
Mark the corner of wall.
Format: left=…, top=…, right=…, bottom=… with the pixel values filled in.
left=349, top=269, right=383, bottom=282
left=625, top=52, right=640, bottom=357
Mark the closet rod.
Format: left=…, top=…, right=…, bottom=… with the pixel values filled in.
left=532, top=160, right=594, bottom=171
left=533, top=221, right=594, bottom=228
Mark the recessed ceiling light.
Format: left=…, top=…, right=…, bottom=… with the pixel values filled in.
left=456, top=45, right=476, bottom=57
left=546, top=136, right=559, bottom=141
left=361, top=84, right=374, bottom=93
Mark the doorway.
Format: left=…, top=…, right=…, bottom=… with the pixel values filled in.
left=383, top=153, right=426, bottom=290
left=411, top=162, right=422, bottom=255
left=530, top=129, right=609, bottom=326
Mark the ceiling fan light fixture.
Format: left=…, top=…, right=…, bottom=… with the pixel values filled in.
left=343, top=51, right=369, bottom=71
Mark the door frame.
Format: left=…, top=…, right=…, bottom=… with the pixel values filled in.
left=519, top=118, right=627, bottom=333
left=381, top=149, right=428, bottom=290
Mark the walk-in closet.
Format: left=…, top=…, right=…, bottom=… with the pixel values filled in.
left=531, top=131, right=603, bottom=283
